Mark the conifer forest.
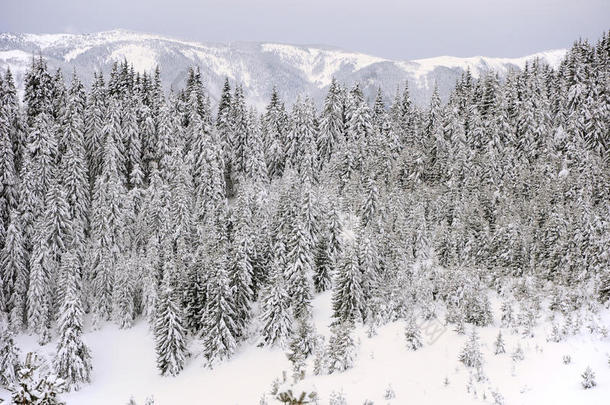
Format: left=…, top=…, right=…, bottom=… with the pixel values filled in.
left=0, top=26, right=609, bottom=405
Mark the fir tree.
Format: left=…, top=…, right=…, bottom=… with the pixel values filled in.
left=459, top=328, right=483, bottom=369
left=581, top=366, right=596, bottom=389
left=0, top=317, right=20, bottom=387
left=141, top=235, right=160, bottom=327
left=245, top=109, right=269, bottom=184
left=284, top=207, right=314, bottom=320
left=85, top=72, right=106, bottom=182
left=23, top=57, right=53, bottom=126
left=494, top=330, right=506, bottom=355
left=1, top=210, right=27, bottom=329
left=113, top=253, right=136, bottom=329
left=10, top=352, right=66, bottom=405
left=2, top=68, right=25, bottom=173
left=60, top=74, right=90, bottom=253
left=183, top=263, right=205, bottom=334
left=154, top=260, right=188, bottom=377
left=313, top=232, right=333, bottom=293
left=259, top=246, right=292, bottom=348
left=228, top=194, right=255, bottom=338
left=89, top=132, right=126, bottom=325
left=201, top=232, right=238, bottom=367
left=327, top=321, right=356, bottom=374
left=27, top=220, right=53, bottom=341
left=332, top=236, right=363, bottom=324
left=288, top=315, right=316, bottom=360
left=404, top=312, right=423, bottom=351
left=54, top=250, right=92, bottom=391
left=0, top=96, right=18, bottom=246
left=263, top=86, right=288, bottom=178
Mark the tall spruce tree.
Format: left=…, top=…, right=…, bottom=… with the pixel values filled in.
left=1, top=210, right=27, bottom=329
left=154, top=258, right=188, bottom=377
left=89, top=132, right=126, bottom=325
left=259, top=241, right=292, bottom=347
left=54, top=250, right=92, bottom=391
left=201, top=229, right=238, bottom=367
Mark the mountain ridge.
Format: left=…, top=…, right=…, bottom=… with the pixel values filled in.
left=0, top=29, right=567, bottom=108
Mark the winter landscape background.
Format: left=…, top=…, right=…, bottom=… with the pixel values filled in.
left=0, top=3, right=609, bottom=405
left=0, top=30, right=567, bottom=108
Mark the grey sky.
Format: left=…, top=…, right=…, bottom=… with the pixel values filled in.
left=1, top=0, right=608, bottom=60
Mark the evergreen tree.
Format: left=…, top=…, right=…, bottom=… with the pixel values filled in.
left=459, top=328, right=483, bottom=369
left=317, top=77, right=345, bottom=165
left=327, top=321, right=356, bottom=374
left=228, top=194, right=255, bottom=339
left=113, top=253, right=136, bottom=329
left=23, top=57, right=53, bottom=126
left=230, top=84, right=250, bottom=176
left=0, top=317, right=20, bottom=387
left=43, top=166, right=72, bottom=272
left=85, top=72, right=106, bottom=182
left=581, top=366, right=596, bottom=389
left=332, top=236, right=363, bottom=324
left=60, top=74, right=90, bottom=253
left=201, top=231, right=237, bottom=367
left=245, top=109, right=269, bottom=184
left=493, top=330, right=506, bottom=355
left=263, top=86, right=288, bottom=178
left=2, top=68, right=25, bottom=173
left=27, top=220, right=53, bottom=341
left=284, top=211, right=314, bottom=320
left=154, top=259, right=188, bottom=377
left=259, top=253, right=292, bottom=347
left=313, top=232, right=333, bottom=293
left=216, top=78, right=233, bottom=194
left=141, top=234, right=161, bottom=326
left=286, top=98, right=318, bottom=182
left=10, top=352, right=66, bottom=405
left=89, top=133, right=126, bottom=325
left=191, top=114, right=226, bottom=224
left=54, top=250, right=92, bottom=391
left=288, top=315, right=316, bottom=360
left=0, top=95, right=18, bottom=247
left=404, top=312, right=423, bottom=351
left=27, top=111, right=59, bottom=213
left=1, top=210, right=27, bottom=329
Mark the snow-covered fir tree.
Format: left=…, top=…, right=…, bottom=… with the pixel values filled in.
left=332, top=235, right=364, bottom=324
left=54, top=250, right=92, bottom=391
left=154, top=258, right=188, bottom=377
left=88, top=131, right=126, bottom=325
left=494, top=330, right=506, bottom=355
left=0, top=316, right=20, bottom=387
left=459, top=328, right=483, bottom=369
left=259, top=248, right=293, bottom=348
left=10, top=352, right=66, bottom=405
left=404, top=312, right=423, bottom=351
left=201, top=228, right=238, bottom=367
left=327, top=320, right=356, bottom=374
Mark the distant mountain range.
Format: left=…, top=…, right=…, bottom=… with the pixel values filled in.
left=0, top=29, right=567, bottom=108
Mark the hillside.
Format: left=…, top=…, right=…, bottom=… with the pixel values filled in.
left=0, top=29, right=566, bottom=107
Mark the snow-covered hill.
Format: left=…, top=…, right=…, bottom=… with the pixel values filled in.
left=0, top=29, right=566, bottom=108
left=1, top=292, right=608, bottom=405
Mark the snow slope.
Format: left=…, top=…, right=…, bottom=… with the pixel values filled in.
left=0, top=30, right=567, bottom=107
left=2, top=292, right=608, bottom=405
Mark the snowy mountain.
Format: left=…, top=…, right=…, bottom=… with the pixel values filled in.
left=0, top=29, right=566, bottom=108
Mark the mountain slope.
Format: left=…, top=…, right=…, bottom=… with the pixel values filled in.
left=0, top=29, right=566, bottom=107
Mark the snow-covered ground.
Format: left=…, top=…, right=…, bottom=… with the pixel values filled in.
left=2, top=292, right=608, bottom=405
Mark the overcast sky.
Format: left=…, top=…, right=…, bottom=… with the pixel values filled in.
left=1, top=0, right=608, bottom=60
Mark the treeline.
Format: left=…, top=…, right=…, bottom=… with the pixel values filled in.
left=0, top=31, right=608, bottom=392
